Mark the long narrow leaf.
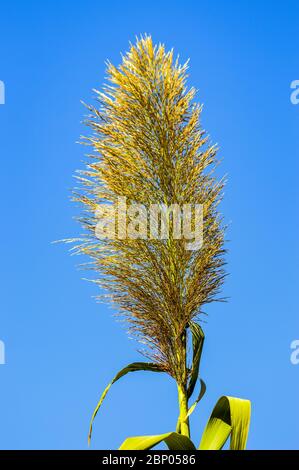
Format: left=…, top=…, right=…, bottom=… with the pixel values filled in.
left=119, top=432, right=196, bottom=450
left=199, top=396, right=251, bottom=450
left=187, top=322, right=205, bottom=399
left=186, top=379, right=206, bottom=418
left=88, top=362, right=164, bottom=444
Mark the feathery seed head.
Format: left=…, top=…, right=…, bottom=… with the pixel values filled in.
left=72, top=35, right=226, bottom=383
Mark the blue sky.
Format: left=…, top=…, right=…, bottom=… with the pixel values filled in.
left=0, top=0, right=298, bottom=450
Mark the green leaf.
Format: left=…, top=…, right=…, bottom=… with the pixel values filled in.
left=187, top=322, right=205, bottom=399
left=119, top=432, right=196, bottom=450
left=199, top=396, right=251, bottom=450
left=186, top=379, right=206, bottom=418
left=88, top=362, right=164, bottom=444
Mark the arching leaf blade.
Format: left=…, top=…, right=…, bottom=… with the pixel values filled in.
left=187, top=322, right=205, bottom=399
left=88, top=362, right=164, bottom=444
left=199, top=395, right=251, bottom=450
left=119, top=432, right=196, bottom=450
left=186, top=379, right=206, bottom=418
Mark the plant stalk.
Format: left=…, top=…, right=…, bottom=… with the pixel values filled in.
left=177, top=383, right=190, bottom=438
left=176, top=328, right=190, bottom=437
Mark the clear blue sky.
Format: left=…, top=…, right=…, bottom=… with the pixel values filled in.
left=0, top=0, right=298, bottom=450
